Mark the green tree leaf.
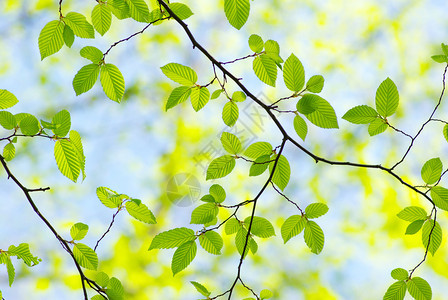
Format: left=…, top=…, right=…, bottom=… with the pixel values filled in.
left=235, top=228, right=257, bottom=257
left=430, top=186, right=448, bottom=211
left=431, top=55, right=448, bottom=63
left=161, top=62, right=197, bottom=85
left=281, top=215, right=306, bottom=243
left=368, top=118, right=388, bottom=136
left=19, top=115, right=39, bottom=136
left=73, top=243, right=98, bottom=270
left=306, top=75, right=325, bottom=93
left=54, top=140, right=80, bottom=182
left=125, top=200, right=157, bottom=224
left=95, top=271, right=110, bottom=288
left=406, top=277, right=432, bottom=300
left=96, top=186, right=122, bottom=208
left=293, top=114, right=308, bottom=141
left=206, top=155, right=236, bottom=180
left=64, top=12, right=95, bottom=39
left=253, top=54, right=277, bottom=87
left=397, top=206, right=427, bottom=222
left=0, top=111, right=17, bottom=130
left=225, top=218, right=242, bottom=235
left=38, top=20, right=64, bottom=60
left=375, top=77, right=399, bottom=117
left=70, top=222, right=89, bottom=241
left=249, top=154, right=270, bottom=177
left=5, top=255, right=15, bottom=286
left=190, top=281, right=211, bottom=297
left=383, top=281, right=406, bottom=300
left=223, top=0, right=250, bottom=30
left=442, top=43, right=448, bottom=56
left=209, top=184, right=226, bottom=203
left=342, top=105, right=378, bottom=124
left=248, top=34, right=264, bottom=52
left=52, top=109, right=71, bottom=137
left=168, top=3, right=194, bottom=20
left=297, top=94, right=339, bottom=129
left=304, top=220, right=325, bottom=254
left=108, top=0, right=130, bottom=20
left=221, top=132, right=242, bottom=154
left=211, top=89, right=223, bottom=99
left=283, top=53, right=305, bottom=92
left=100, top=63, right=125, bottom=102
left=244, top=216, right=275, bottom=238
left=3, top=143, right=15, bottom=161
left=73, top=64, right=101, bottom=96
left=244, top=142, right=272, bottom=159
left=171, top=240, right=197, bottom=275
left=127, top=0, right=150, bottom=22
left=405, top=220, right=425, bottom=235
left=63, top=25, right=75, bottom=47
left=222, top=101, right=239, bottom=127
left=166, top=86, right=192, bottom=110
left=391, top=268, right=409, bottom=281
left=421, top=158, right=443, bottom=185
left=106, top=277, right=124, bottom=300
left=149, top=227, right=196, bottom=250
left=269, top=154, right=290, bottom=191
left=0, top=89, right=19, bottom=109
left=305, top=203, right=329, bottom=219
left=92, top=3, right=112, bottom=36
left=80, top=46, right=103, bottom=64
left=190, top=86, right=210, bottom=111
left=260, top=289, right=273, bottom=299
left=232, top=91, right=246, bottom=102
left=190, top=203, right=219, bottom=224
left=70, top=130, right=86, bottom=180
left=421, top=219, right=442, bottom=256
left=443, top=124, right=448, bottom=143
left=199, top=231, right=223, bottom=255
left=8, top=243, right=40, bottom=266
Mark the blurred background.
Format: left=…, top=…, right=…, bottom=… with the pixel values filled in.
left=1, top=0, right=448, bottom=299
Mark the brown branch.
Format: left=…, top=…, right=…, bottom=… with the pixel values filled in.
left=94, top=208, right=121, bottom=251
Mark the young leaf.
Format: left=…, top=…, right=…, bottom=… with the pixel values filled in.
left=0, top=111, right=17, bottom=130
left=166, top=86, right=192, bottom=110
left=383, top=281, right=406, bottom=300
left=168, top=3, right=194, bottom=20
left=125, top=201, right=157, bottom=224
left=38, top=20, right=64, bottom=60
left=249, top=154, right=270, bottom=177
left=211, top=89, right=223, bottom=99
left=19, top=115, right=39, bottom=136
left=368, top=118, right=388, bottom=136
left=225, top=218, right=242, bottom=235
left=281, top=215, right=306, bottom=243
left=260, top=289, right=273, bottom=299
left=96, top=186, right=121, bottom=208
left=190, top=86, right=210, bottom=111
left=190, top=203, right=219, bottom=224
left=232, top=91, right=246, bottom=102
left=221, top=132, right=242, bottom=154
left=106, top=277, right=124, bottom=300
left=206, top=155, right=236, bottom=180
left=5, top=256, right=15, bottom=286
left=248, top=34, right=264, bottom=52
left=306, top=75, right=324, bottom=93
left=396, top=206, right=427, bottom=222
left=443, top=124, right=448, bottom=143
left=405, top=220, right=424, bottom=235
left=422, top=219, right=442, bottom=256
left=64, top=12, right=95, bottom=39
left=283, top=53, right=305, bottom=92
left=244, top=142, right=272, bottom=159
left=199, top=231, right=223, bottom=255
left=375, top=77, right=399, bottom=117
left=430, top=186, right=448, bottom=211
left=171, top=241, right=197, bottom=276
left=391, top=268, right=409, bottom=281
left=3, top=143, right=15, bottom=161
left=63, top=25, right=75, bottom=47
left=73, top=243, right=98, bottom=270
left=54, top=140, right=80, bottom=182
left=253, top=55, right=277, bottom=87
left=161, top=63, right=197, bottom=86
left=342, top=105, right=378, bottom=124
left=201, top=194, right=215, bottom=203
left=149, top=227, right=196, bottom=250
left=108, top=0, right=130, bottom=20
left=305, top=203, right=329, bottom=219
left=80, top=46, right=103, bottom=64
left=421, top=158, right=443, bottom=185
left=297, top=94, right=339, bottom=129
left=209, top=184, right=226, bottom=203
left=127, top=0, right=150, bottom=22
left=52, top=109, right=71, bottom=137
left=0, top=90, right=19, bottom=109
left=95, top=271, right=110, bottom=288
left=235, top=228, right=257, bottom=257
left=244, top=216, right=275, bottom=238
left=431, top=55, right=448, bottom=63
left=406, top=277, right=432, bottom=300
left=190, top=281, right=211, bottom=297
left=92, top=3, right=112, bottom=36
left=70, top=223, right=89, bottom=241
left=222, top=101, right=239, bottom=127
left=442, top=43, right=448, bottom=56
left=223, top=0, right=250, bottom=30
left=72, top=64, right=101, bottom=96
left=304, top=221, right=325, bottom=254
left=269, top=154, right=291, bottom=191
left=100, top=63, right=125, bottom=102
left=70, top=130, right=86, bottom=180
left=8, top=243, right=40, bottom=266
left=293, top=115, right=308, bottom=141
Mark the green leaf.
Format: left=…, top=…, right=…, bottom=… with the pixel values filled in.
left=64, top=12, right=95, bottom=39
left=0, top=111, right=17, bottom=130
left=80, top=46, right=103, bottom=64
left=421, top=158, right=443, bottom=185
left=38, top=20, right=64, bottom=60
left=293, top=115, right=308, bottom=141
left=19, top=115, right=39, bottom=136
left=406, top=277, right=432, bottom=300
left=52, top=109, right=71, bottom=137
left=253, top=54, right=277, bottom=86
left=422, top=219, right=442, bottom=256
left=109, top=0, right=130, bottom=20
left=244, top=216, right=275, bottom=238
left=269, top=154, right=290, bottom=191
left=405, top=220, right=425, bottom=235
left=397, top=206, right=427, bottom=222
left=221, top=132, right=242, bottom=154
left=127, top=0, right=150, bottom=22
left=70, top=222, right=89, bottom=241
left=283, top=53, right=305, bottom=92
left=211, top=89, right=223, bottom=99
left=383, top=281, right=406, bottom=300
left=244, top=142, right=272, bottom=159
left=304, top=220, right=325, bottom=254
left=190, top=281, right=211, bottom=297
left=342, top=105, right=378, bottom=124
left=375, top=77, right=399, bottom=117
left=0, top=90, right=19, bottom=109
left=94, top=271, right=109, bottom=288
left=96, top=186, right=121, bottom=208
left=171, top=241, right=197, bottom=275
left=209, top=184, right=226, bottom=203
left=92, top=3, right=112, bottom=36
left=442, top=43, right=448, bottom=56
left=305, top=203, right=329, bottom=219
left=54, top=140, right=80, bottom=182
left=306, top=75, right=325, bottom=93
left=3, top=143, right=15, bottom=161
left=297, top=94, right=339, bottom=129
left=281, top=215, right=306, bottom=243
left=106, top=277, right=124, bottom=300
left=232, top=91, right=246, bottom=102
left=223, top=0, right=250, bottom=30
left=63, top=25, right=75, bottom=47
left=149, top=227, right=196, bottom=250
left=260, top=289, right=273, bottom=299
left=249, top=154, right=270, bottom=177
left=161, top=63, right=197, bottom=86
left=248, top=34, right=264, bottom=52
left=265, top=40, right=281, bottom=57
left=8, top=243, right=40, bottom=266
left=368, top=118, right=388, bottom=136
left=73, top=64, right=100, bottom=96
left=101, top=63, right=125, bottom=102
left=206, top=155, right=236, bottom=180
left=222, top=101, right=239, bottom=127
left=73, top=243, right=98, bottom=270
left=431, top=55, right=448, bottom=63
left=199, top=231, right=223, bottom=255
left=190, top=86, right=210, bottom=111
left=166, top=86, right=192, bottom=110
left=391, top=268, right=409, bottom=281
left=235, top=228, right=258, bottom=257
left=5, top=255, right=15, bottom=286
left=168, top=3, right=194, bottom=20
left=443, top=124, right=448, bottom=143
left=225, top=218, right=242, bottom=235
left=430, top=186, right=448, bottom=211
left=125, top=201, right=157, bottom=224
left=190, top=203, right=219, bottom=224
left=70, top=130, right=86, bottom=180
